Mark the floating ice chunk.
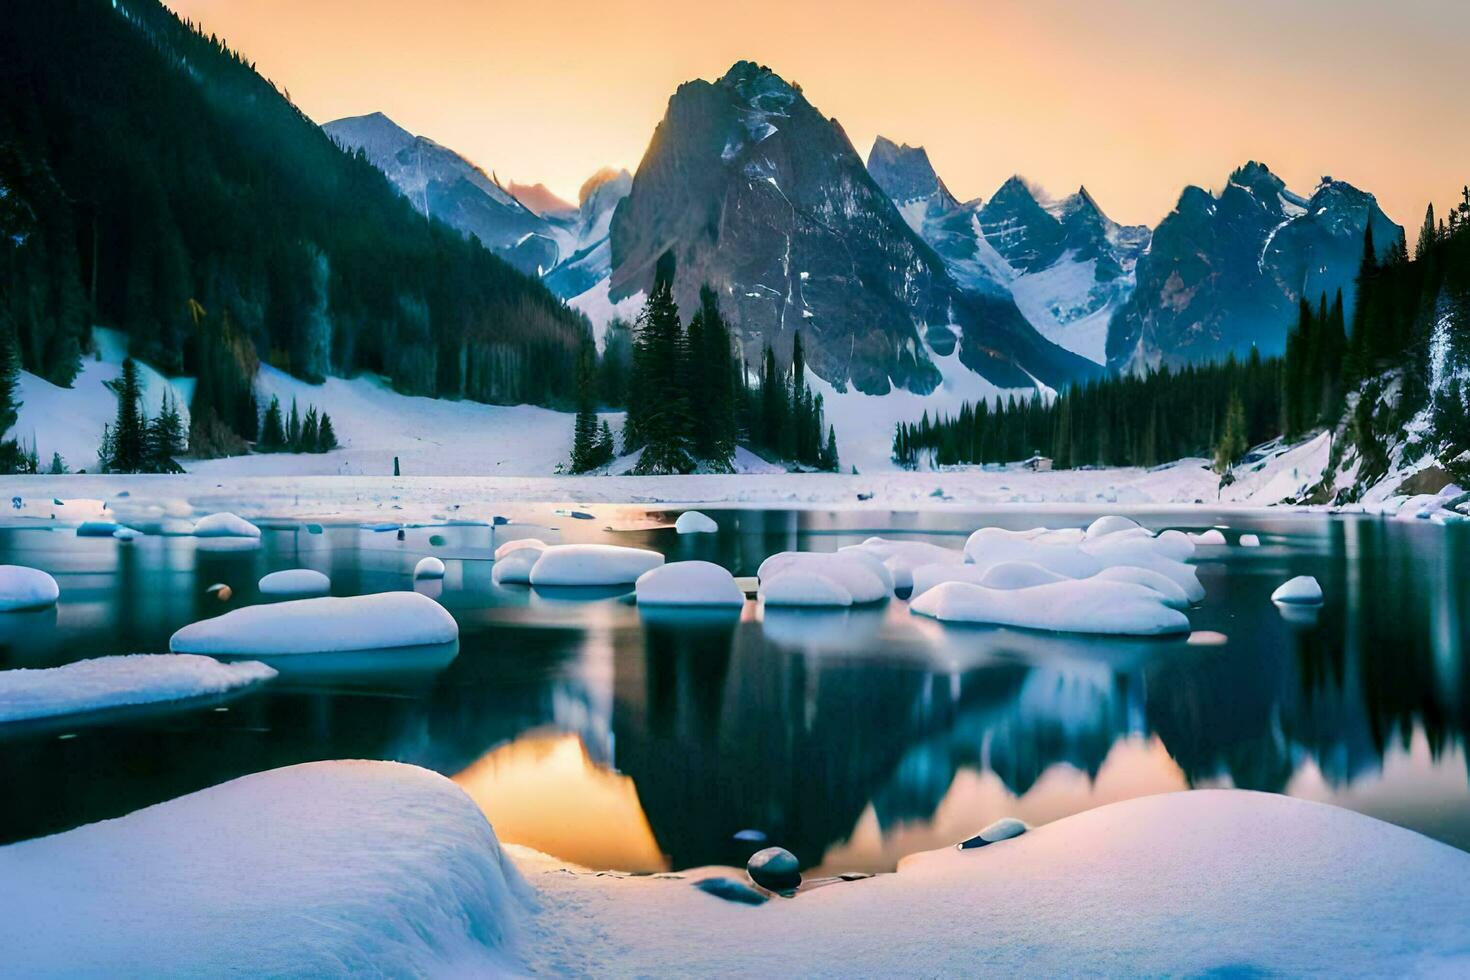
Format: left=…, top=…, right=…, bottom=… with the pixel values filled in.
left=0, top=761, right=531, bottom=975
left=0, top=654, right=275, bottom=724
left=1239, top=534, right=1261, bottom=547
left=977, top=561, right=1069, bottom=590
left=910, top=562, right=994, bottom=598
left=112, top=527, right=141, bottom=541
left=1271, top=575, right=1323, bottom=605
left=492, top=549, right=540, bottom=585
left=170, top=592, right=457, bottom=655
left=1093, top=565, right=1191, bottom=609
left=910, top=579, right=1190, bottom=635
left=841, top=538, right=963, bottom=591
left=758, top=552, right=891, bottom=603
left=258, top=569, right=331, bottom=597
left=1084, top=515, right=1143, bottom=539
left=494, top=538, right=547, bottom=560
left=964, top=528, right=1103, bottom=578
left=414, top=557, right=446, bottom=580
left=528, top=544, right=664, bottom=587
left=759, top=572, right=853, bottom=607
left=1152, top=529, right=1196, bottom=560
left=636, top=561, right=744, bottom=607
left=0, top=565, right=60, bottom=611
left=1079, top=537, right=1205, bottom=603
left=192, top=512, right=261, bottom=538
left=674, top=511, right=719, bottom=534
left=958, top=817, right=1029, bottom=849
left=1188, top=529, right=1227, bottom=545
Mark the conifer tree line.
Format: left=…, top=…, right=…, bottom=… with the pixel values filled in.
left=1, top=0, right=592, bottom=459
left=95, top=358, right=186, bottom=473
left=256, top=395, right=339, bottom=454
left=575, top=257, right=839, bottom=475
left=892, top=353, right=1283, bottom=472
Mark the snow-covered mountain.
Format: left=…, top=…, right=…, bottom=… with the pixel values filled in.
left=867, top=137, right=1149, bottom=365
left=1106, top=162, right=1403, bottom=371
left=605, top=63, right=1098, bottom=395
left=322, top=113, right=630, bottom=294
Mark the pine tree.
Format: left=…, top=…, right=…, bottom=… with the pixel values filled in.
left=48, top=452, right=66, bottom=474
left=1417, top=204, right=1438, bottom=259
left=628, top=268, right=693, bottom=474
left=259, top=396, right=286, bottom=451
left=108, top=358, right=147, bottom=473
left=286, top=398, right=302, bottom=451
left=593, top=420, right=615, bottom=469
left=822, top=424, right=839, bottom=472
left=300, top=405, right=319, bottom=454
left=146, top=390, right=186, bottom=469
left=1213, top=389, right=1247, bottom=474
left=318, top=412, right=338, bottom=451
left=0, top=326, right=24, bottom=474
left=569, top=333, right=600, bottom=473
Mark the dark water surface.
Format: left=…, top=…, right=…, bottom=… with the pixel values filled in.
left=1, top=509, right=1466, bottom=874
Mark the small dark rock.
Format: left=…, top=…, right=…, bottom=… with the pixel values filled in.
left=694, top=877, right=768, bottom=906
left=429, top=534, right=446, bottom=546
left=747, top=846, right=801, bottom=892
left=958, top=817, right=1028, bottom=850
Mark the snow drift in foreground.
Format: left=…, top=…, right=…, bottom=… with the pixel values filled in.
left=0, top=565, right=60, bottom=611
left=515, top=790, right=1470, bottom=976
left=0, top=654, right=275, bottom=724
left=0, top=761, right=531, bottom=976
left=170, top=592, right=457, bottom=655
left=910, top=578, right=1190, bottom=635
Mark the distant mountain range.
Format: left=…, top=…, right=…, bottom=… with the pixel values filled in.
left=334, top=62, right=1404, bottom=393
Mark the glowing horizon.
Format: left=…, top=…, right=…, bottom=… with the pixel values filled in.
left=165, top=0, right=1470, bottom=229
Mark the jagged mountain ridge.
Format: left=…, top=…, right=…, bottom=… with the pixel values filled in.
left=1106, top=161, right=1404, bottom=371
left=607, top=62, right=1099, bottom=395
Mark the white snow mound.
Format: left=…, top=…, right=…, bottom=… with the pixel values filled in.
left=977, top=561, right=1069, bottom=590
left=840, top=537, right=963, bottom=591
left=258, top=569, right=331, bottom=597
left=1239, top=533, right=1261, bottom=547
left=910, top=578, right=1190, bottom=635
left=674, top=511, right=719, bottom=534
left=759, top=572, right=854, bottom=607
left=0, top=761, right=531, bottom=975
left=0, top=654, right=275, bottom=723
left=1272, top=575, right=1324, bottom=605
left=758, top=552, right=892, bottom=604
left=1084, top=515, right=1143, bottom=539
left=494, top=538, right=548, bottom=560
left=0, top=565, right=60, bottom=611
left=1189, top=529, right=1228, bottom=545
left=636, top=561, right=745, bottom=607
left=192, top=512, right=261, bottom=538
left=170, top=592, right=458, bottom=655
left=528, top=544, right=664, bottom=586
left=414, top=556, right=446, bottom=580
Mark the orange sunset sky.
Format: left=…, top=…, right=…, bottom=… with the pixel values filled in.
left=165, top=0, right=1469, bottom=229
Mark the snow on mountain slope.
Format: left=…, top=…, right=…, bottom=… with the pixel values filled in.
left=568, top=276, right=645, bottom=347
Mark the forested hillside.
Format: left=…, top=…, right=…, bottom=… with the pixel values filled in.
left=0, top=0, right=590, bottom=456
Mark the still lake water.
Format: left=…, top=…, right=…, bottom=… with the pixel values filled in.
left=1, top=508, right=1466, bottom=874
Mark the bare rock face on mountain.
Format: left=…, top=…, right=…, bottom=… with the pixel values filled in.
left=608, top=62, right=1097, bottom=395
left=1106, top=162, right=1404, bottom=370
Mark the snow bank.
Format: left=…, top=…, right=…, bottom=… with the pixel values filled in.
left=839, top=537, right=963, bottom=591
left=0, top=565, right=59, bottom=611
left=192, top=512, right=261, bottom=538
left=674, top=510, right=719, bottom=534
left=527, top=544, right=664, bottom=587
left=414, top=556, right=446, bottom=580
left=758, top=552, right=892, bottom=604
left=513, top=790, right=1470, bottom=975
left=258, top=569, right=331, bottom=597
left=170, top=592, right=457, bottom=655
left=1272, top=575, right=1324, bottom=605
left=910, top=578, right=1190, bottom=635
left=636, top=561, right=745, bottom=607
left=0, top=654, right=275, bottom=724
left=0, top=761, right=531, bottom=975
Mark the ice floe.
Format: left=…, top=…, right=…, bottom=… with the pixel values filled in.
left=0, top=761, right=531, bottom=975
left=674, top=511, right=719, bottom=534
left=1271, top=575, right=1324, bottom=605
left=636, top=561, right=744, bottom=607
left=0, top=565, right=60, bottom=612
left=258, top=569, right=331, bottom=597
left=170, top=591, right=457, bottom=655
left=910, top=578, right=1190, bottom=635
left=758, top=551, right=892, bottom=605
left=0, top=654, right=275, bottom=724
left=527, top=544, right=664, bottom=587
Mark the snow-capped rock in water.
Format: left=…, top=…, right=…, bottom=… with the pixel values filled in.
left=527, top=545, right=664, bottom=587
left=0, top=654, right=275, bottom=724
left=757, top=551, right=893, bottom=604
left=910, top=578, right=1190, bottom=635
left=636, top=561, right=744, bottom=607
left=1189, top=529, right=1227, bottom=545
left=607, top=63, right=1095, bottom=396
left=1239, top=533, right=1262, bottom=547
left=839, top=537, right=964, bottom=591
left=746, top=847, right=801, bottom=892
left=1272, top=575, right=1324, bottom=605
left=414, top=557, right=446, bottom=580
left=1084, top=515, right=1144, bottom=539
left=1107, top=162, right=1403, bottom=371
left=0, top=761, right=531, bottom=975
left=258, top=569, right=331, bottom=597
left=976, top=561, right=1069, bottom=591
left=170, top=592, right=458, bottom=655
left=192, top=512, right=261, bottom=538
left=492, top=541, right=547, bottom=585
left=1092, top=565, right=1192, bottom=609
left=866, top=139, right=1149, bottom=366
left=112, top=527, right=141, bottom=541
left=957, top=817, right=1029, bottom=849
left=674, top=510, right=719, bottom=534
left=0, top=565, right=60, bottom=611
left=758, top=572, right=854, bottom=607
